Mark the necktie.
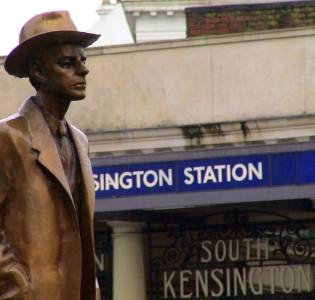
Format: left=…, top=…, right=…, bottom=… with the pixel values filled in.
left=57, top=122, right=79, bottom=211
left=58, top=121, right=71, bottom=177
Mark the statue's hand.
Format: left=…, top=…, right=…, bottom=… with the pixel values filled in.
left=0, top=232, right=31, bottom=299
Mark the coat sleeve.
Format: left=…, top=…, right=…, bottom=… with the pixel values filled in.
left=0, top=126, right=32, bottom=299
left=96, top=279, right=101, bottom=300
left=0, top=132, right=9, bottom=207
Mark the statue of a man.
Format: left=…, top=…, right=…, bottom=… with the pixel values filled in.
left=0, top=11, right=100, bottom=299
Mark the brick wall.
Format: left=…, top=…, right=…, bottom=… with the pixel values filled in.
left=186, top=1, right=315, bottom=37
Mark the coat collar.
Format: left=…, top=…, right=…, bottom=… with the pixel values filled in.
left=19, top=98, right=75, bottom=207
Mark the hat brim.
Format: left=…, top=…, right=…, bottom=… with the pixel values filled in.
left=4, top=30, right=100, bottom=78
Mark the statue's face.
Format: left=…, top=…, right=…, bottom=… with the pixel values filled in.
left=38, top=44, right=89, bottom=101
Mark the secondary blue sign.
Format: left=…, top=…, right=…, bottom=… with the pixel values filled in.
left=93, top=151, right=315, bottom=199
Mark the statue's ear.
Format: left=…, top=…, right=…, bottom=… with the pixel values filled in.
left=28, top=58, right=46, bottom=84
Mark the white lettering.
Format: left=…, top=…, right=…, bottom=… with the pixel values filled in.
left=233, top=267, right=247, bottom=296
left=164, top=271, right=176, bottom=298
left=193, top=166, right=205, bottom=184
left=143, top=170, right=159, bottom=188
left=243, top=238, right=253, bottom=260
left=267, top=266, right=277, bottom=294
left=105, top=173, right=119, bottom=190
left=255, top=238, right=269, bottom=260
left=200, top=241, right=212, bottom=263
left=298, top=265, right=311, bottom=292
left=215, top=240, right=227, bottom=262
left=232, top=164, right=247, bottom=182
left=229, top=239, right=239, bottom=261
left=248, top=267, right=263, bottom=295
left=184, top=167, right=194, bottom=185
left=226, top=165, right=232, bottom=182
left=93, top=174, right=100, bottom=191
left=100, top=173, right=105, bottom=190
left=180, top=271, right=193, bottom=298
left=133, top=170, right=144, bottom=188
left=203, top=166, right=217, bottom=183
left=226, top=268, right=231, bottom=296
left=211, top=269, right=224, bottom=297
left=160, top=256, right=312, bottom=298
left=214, top=165, right=226, bottom=182
left=95, top=254, right=105, bottom=272
left=195, top=270, right=208, bottom=297
left=159, top=169, right=173, bottom=186
left=248, top=162, right=263, bottom=180
left=280, top=266, right=294, bottom=293
left=119, top=172, right=133, bottom=189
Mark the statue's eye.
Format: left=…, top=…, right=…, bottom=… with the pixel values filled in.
left=58, top=60, right=73, bottom=68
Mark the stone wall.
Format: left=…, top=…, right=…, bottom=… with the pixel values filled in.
left=1, top=28, right=315, bottom=133
left=187, top=1, right=315, bottom=37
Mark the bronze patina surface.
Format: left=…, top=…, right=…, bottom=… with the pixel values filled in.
left=0, top=11, right=100, bottom=300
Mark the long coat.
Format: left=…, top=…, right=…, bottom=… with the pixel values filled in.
left=0, top=98, right=99, bottom=300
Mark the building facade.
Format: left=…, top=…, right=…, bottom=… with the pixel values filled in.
left=91, top=0, right=311, bottom=45
left=1, top=1, right=315, bottom=299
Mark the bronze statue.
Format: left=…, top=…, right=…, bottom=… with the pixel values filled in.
left=0, top=11, right=101, bottom=299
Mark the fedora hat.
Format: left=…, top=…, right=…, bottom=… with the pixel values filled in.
left=4, top=10, right=100, bottom=78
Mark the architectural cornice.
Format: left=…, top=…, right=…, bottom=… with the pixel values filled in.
left=88, top=114, right=315, bottom=157
left=118, top=0, right=308, bottom=12
left=77, top=26, right=315, bottom=59
left=1, top=27, right=314, bottom=63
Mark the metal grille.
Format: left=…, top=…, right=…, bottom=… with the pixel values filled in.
left=147, top=210, right=315, bottom=300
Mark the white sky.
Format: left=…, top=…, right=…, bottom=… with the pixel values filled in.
left=0, top=0, right=102, bottom=56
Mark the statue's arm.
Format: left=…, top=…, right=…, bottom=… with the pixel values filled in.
left=0, top=131, right=31, bottom=299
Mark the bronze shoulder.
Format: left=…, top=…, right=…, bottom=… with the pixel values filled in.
left=69, top=123, right=89, bottom=152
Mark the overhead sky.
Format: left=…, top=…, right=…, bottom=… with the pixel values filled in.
left=0, top=0, right=102, bottom=56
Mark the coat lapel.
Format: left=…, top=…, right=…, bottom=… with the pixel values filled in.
left=69, top=125, right=95, bottom=221
left=19, top=98, right=74, bottom=205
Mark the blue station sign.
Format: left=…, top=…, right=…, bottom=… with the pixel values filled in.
left=93, top=150, right=315, bottom=199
